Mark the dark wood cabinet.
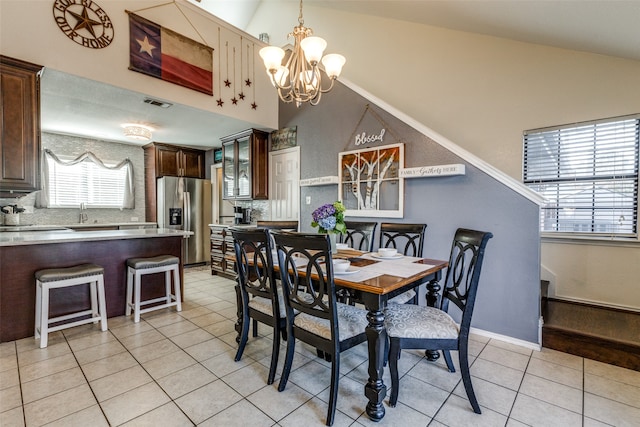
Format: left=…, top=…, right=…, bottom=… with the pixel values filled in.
left=220, top=129, right=268, bottom=200
left=148, top=143, right=205, bottom=179
left=143, top=143, right=207, bottom=221
left=210, top=225, right=236, bottom=278
left=182, top=148, right=206, bottom=178
left=155, top=144, right=181, bottom=177
left=0, top=56, right=43, bottom=197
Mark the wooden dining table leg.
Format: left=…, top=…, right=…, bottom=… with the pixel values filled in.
left=363, top=298, right=387, bottom=421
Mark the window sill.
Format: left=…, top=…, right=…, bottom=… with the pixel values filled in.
left=541, top=233, right=640, bottom=248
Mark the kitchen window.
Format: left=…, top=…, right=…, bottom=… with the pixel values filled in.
left=523, top=114, right=639, bottom=237
left=37, top=150, right=134, bottom=209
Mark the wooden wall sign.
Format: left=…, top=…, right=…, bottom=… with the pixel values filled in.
left=300, top=176, right=339, bottom=187
left=400, top=164, right=466, bottom=178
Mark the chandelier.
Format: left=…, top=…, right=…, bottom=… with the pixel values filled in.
left=259, top=0, right=345, bottom=107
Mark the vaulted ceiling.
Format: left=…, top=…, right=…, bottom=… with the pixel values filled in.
left=41, top=0, right=640, bottom=148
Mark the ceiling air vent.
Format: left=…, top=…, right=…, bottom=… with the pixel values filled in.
left=143, top=98, right=173, bottom=108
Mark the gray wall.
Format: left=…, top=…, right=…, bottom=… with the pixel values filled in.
left=281, top=83, right=541, bottom=344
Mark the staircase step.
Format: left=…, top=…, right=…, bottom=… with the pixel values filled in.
left=542, top=298, right=640, bottom=371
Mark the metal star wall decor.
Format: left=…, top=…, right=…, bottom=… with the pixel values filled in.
left=52, top=0, right=114, bottom=49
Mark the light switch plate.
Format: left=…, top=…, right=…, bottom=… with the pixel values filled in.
left=305, top=196, right=311, bottom=205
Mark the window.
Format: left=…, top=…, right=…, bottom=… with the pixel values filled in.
left=523, top=115, right=639, bottom=237
left=39, top=150, right=134, bottom=209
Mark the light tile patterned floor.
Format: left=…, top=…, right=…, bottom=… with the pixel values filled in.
left=1, top=266, right=640, bottom=426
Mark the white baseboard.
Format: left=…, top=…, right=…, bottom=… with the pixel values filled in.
left=470, top=326, right=542, bottom=352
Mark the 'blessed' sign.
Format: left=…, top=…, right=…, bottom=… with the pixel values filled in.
left=355, top=129, right=386, bottom=146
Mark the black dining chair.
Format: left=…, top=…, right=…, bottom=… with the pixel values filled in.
left=272, top=231, right=368, bottom=426
left=231, top=227, right=285, bottom=385
left=379, top=222, right=427, bottom=304
left=379, top=222, right=427, bottom=257
left=340, top=221, right=377, bottom=252
left=384, top=228, right=493, bottom=413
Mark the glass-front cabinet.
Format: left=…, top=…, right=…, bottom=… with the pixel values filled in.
left=221, top=129, right=269, bottom=200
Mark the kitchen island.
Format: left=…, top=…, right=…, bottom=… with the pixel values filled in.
left=0, top=228, right=191, bottom=342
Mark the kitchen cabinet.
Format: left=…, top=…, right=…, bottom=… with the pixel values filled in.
left=209, top=225, right=236, bottom=278
left=143, top=143, right=207, bottom=222
left=221, top=129, right=268, bottom=200
left=145, top=143, right=205, bottom=179
left=0, top=56, right=43, bottom=197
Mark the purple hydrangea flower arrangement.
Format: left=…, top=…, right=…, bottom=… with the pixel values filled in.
left=311, top=201, right=347, bottom=234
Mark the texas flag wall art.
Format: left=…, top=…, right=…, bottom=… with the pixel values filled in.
left=128, top=13, right=213, bottom=96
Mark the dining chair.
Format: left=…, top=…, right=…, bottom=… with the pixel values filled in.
left=379, top=222, right=427, bottom=304
left=340, top=221, right=377, bottom=252
left=384, top=228, right=493, bottom=413
left=231, top=227, right=285, bottom=385
left=379, top=222, right=426, bottom=256
left=272, top=231, right=368, bottom=426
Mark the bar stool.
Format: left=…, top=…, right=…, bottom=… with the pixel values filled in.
left=125, top=255, right=182, bottom=323
left=35, top=264, right=108, bottom=348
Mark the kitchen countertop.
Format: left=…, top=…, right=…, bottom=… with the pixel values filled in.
left=66, top=222, right=157, bottom=229
left=208, top=223, right=256, bottom=228
left=0, top=222, right=157, bottom=231
left=0, top=228, right=191, bottom=247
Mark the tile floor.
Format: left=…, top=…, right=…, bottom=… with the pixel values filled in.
left=1, top=266, right=640, bottom=426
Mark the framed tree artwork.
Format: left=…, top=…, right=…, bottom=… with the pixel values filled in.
left=339, top=143, right=404, bottom=218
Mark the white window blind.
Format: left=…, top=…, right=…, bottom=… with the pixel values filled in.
left=40, top=150, right=134, bottom=209
left=523, top=115, right=639, bottom=237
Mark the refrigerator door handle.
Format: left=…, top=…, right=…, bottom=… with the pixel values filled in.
left=184, top=191, right=191, bottom=233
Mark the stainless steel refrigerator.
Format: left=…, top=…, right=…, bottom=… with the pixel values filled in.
left=156, top=176, right=212, bottom=265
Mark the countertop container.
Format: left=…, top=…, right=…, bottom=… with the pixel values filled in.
left=5, top=214, right=19, bottom=226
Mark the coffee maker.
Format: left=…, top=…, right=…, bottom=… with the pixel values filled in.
left=242, top=207, right=252, bottom=224
left=234, top=206, right=252, bottom=225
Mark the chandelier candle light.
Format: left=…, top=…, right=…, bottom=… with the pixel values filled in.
left=259, top=0, right=345, bottom=107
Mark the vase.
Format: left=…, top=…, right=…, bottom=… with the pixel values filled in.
left=328, top=233, right=337, bottom=254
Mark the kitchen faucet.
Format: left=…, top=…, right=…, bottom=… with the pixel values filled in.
left=79, top=203, right=88, bottom=224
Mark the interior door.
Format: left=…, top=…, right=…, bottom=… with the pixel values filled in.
left=269, top=146, right=300, bottom=221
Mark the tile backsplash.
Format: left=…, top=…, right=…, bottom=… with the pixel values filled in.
left=0, top=133, right=146, bottom=226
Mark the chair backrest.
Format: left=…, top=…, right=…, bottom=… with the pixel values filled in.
left=340, top=221, right=377, bottom=252
left=441, top=228, right=493, bottom=335
left=379, top=223, right=427, bottom=257
left=272, top=231, right=338, bottom=326
left=231, top=227, right=280, bottom=317
left=256, top=221, right=299, bottom=231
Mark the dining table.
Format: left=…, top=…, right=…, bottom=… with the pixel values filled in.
left=330, top=248, right=448, bottom=421
left=232, top=245, right=448, bottom=422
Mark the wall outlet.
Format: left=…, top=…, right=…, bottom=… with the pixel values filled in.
left=305, top=196, right=311, bottom=205
left=130, top=217, right=139, bottom=222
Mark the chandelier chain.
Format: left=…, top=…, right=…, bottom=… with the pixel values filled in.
left=298, top=0, right=304, bottom=25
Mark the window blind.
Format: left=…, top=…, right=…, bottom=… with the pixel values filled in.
left=523, top=115, right=639, bottom=236
left=39, top=150, right=134, bottom=209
